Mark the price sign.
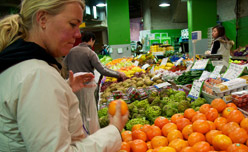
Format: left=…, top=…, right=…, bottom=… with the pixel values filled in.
left=222, top=63, right=246, bottom=80
left=188, top=80, right=204, bottom=99
left=160, top=58, right=168, bottom=66
left=150, top=65, right=155, bottom=74
left=199, top=71, right=211, bottom=81
left=209, top=65, right=223, bottom=79
left=154, top=82, right=171, bottom=89
left=134, top=61, right=139, bottom=66
left=191, top=59, right=209, bottom=70
left=142, top=63, right=150, bottom=70
left=175, top=58, right=184, bottom=66
left=137, top=54, right=142, bottom=59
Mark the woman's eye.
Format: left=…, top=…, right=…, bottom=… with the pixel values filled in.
left=70, top=23, right=76, bottom=27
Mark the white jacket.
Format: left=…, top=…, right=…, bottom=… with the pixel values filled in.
left=0, top=59, right=121, bottom=152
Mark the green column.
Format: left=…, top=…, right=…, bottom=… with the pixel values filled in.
left=107, top=0, right=130, bottom=45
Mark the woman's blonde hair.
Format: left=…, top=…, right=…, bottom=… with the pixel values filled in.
left=0, top=0, right=85, bottom=51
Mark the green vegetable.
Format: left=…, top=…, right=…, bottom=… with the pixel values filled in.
left=145, top=106, right=161, bottom=123
left=190, top=97, right=207, bottom=108
left=99, top=115, right=109, bottom=128
left=178, top=100, right=191, bottom=113
left=98, top=107, right=108, bottom=118
left=162, top=105, right=178, bottom=117
left=125, top=118, right=150, bottom=130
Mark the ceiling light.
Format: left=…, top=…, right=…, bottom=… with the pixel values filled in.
left=159, top=3, right=170, bottom=7
left=96, top=3, right=106, bottom=7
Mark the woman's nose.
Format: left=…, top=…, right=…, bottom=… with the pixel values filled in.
left=75, top=28, right=81, bottom=38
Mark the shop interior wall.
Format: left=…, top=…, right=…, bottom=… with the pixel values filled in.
left=217, top=0, right=248, bottom=49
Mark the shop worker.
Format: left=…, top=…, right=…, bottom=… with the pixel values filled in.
left=207, top=25, right=234, bottom=67
left=0, top=0, right=128, bottom=151
left=64, top=31, right=126, bottom=134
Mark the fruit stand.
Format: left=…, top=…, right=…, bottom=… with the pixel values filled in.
left=97, top=52, right=248, bottom=152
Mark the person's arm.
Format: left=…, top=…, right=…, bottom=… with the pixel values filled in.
left=211, top=41, right=220, bottom=54
left=17, top=66, right=122, bottom=152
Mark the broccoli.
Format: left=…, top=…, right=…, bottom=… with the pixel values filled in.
left=178, top=100, right=191, bottom=113
left=125, top=118, right=150, bottom=130
left=145, top=106, right=161, bottom=122
left=98, top=107, right=108, bottom=118
left=99, top=115, right=109, bottom=128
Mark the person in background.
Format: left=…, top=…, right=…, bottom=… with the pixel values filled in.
left=64, top=31, right=126, bottom=134
left=0, top=0, right=128, bottom=151
left=135, top=41, right=143, bottom=56
left=206, top=25, right=234, bottom=67
left=101, top=44, right=109, bottom=55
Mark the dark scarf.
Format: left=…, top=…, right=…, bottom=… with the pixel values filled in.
left=0, top=39, right=62, bottom=73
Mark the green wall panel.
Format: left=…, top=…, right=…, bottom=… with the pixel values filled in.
left=107, top=0, right=130, bottom=45
left=151, top=29, right=181, bottom=45
left=222, top=19, right=237, bottom=49
left=238, top=16, right=248, bottom=47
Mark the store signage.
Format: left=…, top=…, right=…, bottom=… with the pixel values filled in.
left=222, top=63, right=246, bottom=81
left=209, top=65, right=223, bottom=79
left=142, top=63, right=150, bottom=70
left=188, top=80, right=204, bottom=99
left=154, top=82, right=171, bottom=89
left=150, top=65, right=155, bottom=74
left=199, top=71, right=211, bottom=81
left=134, top=61, right=139, bottom=66
left=175, top=58, right=184, bottom=66
left=191, top=59, right=209, bottom=70
left=160, top=57, right=168, bottom=66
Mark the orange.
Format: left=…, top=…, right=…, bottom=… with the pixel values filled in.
left=192, top=120, right=210, bottom=134
left=121, top=142, right=130, bottom=152
left=214, top=117, right=227, bottom=130
left=222, top=107, right=235, bottom=118
left=227, top=143, right=248, bottom=152
left=212, top=134, right=232, bottom=151
left=207, top=120, right=216, bottom=130
left=226, top=103, right=238, bottom=110
left=151, top=136, right=168, bottom=149
left=192, top=141, right=211, bottom=152
left=229, top=127, right=248, bottom=144
left=146, top=149, right=153, bottom=152
left=180, top=146, right=196, bottom=152
left=162, top=122, right=177, bottom=137
left=221, top=122, right=239, bottom=135
left=154, top=117, right=169, bottom=129
left=146, top=125, right=162, bottom=141
left=182, top=124, right=193, bottom=140
left=184, top=108, right=197, bottom=121
left=211, top=98, right=227, bottom=112
left=227, top=109, right=244, bottom=124
left=206, top=108, right=219, bottom=122
left=199, top=104, right=212, bottom=114
left=157, top=146, right=176, bottom=152
left=206, top=130, right=222, bottom=145
left=121, top=131, right=132, bottom=142
left=146, top=141, right=152, bottom=149
left=192, top=113, right=207, bottom=122
left=171, top=113, right=184, bottom=124
left=240, top=118, right=248, bottom=132
left=176, top=118, right=192, bottom=131
left=140, top=124, right=151, bottom=134
left=188, top=132, right=205, bottom=146
left=132, top=124, right=143, bottom=132
left=167, top=129, right=183, bottom=143
left=132, top=129, right=147, bottom=142
left=108, top=99, right=128, bottom=116
left=130, top=139, right=148, bottom=152
left=168, top=138, right=188, bottom=152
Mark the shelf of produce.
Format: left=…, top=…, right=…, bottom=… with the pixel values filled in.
left=231, top=56, right=248, bottom=60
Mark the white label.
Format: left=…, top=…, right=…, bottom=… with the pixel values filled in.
left=154, top=82, right=171, bottom=89
left=142, top=63, right=150, bottom=70
left=209, top=65, right=223, bottom=79
left=199, top=71, right=211, bottom=81
left=150, top=65, right=155, bottom=74
left=175, top=58, right=184, bottom=66
left=160, top=58, right=168, bottom=66
left=191, top=59, right=209, bottom=70
left=186, top=63, right=193, bottom=72
left=134, top=61, right=139, bottom=66
left=188, top=80, right=204, bottom=99
left=151, top=73, right=161, bottom=81
left=109, top=48, right=113, bottom=54
left=117, top=48, right=123, bottom=54
left=137, top=54, right=142, bottom=59
left=222, top=63, right=246, bottom=80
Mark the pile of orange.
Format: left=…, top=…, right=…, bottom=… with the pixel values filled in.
left=119, top=98, right=248, bottom=152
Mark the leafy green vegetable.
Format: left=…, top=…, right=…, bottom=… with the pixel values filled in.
left=98, top=107, right=108, bottom=118
left=125, top=118, right=150, bottom=130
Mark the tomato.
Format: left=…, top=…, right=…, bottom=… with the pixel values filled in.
left=132, top=129, right=147, bottom=142
left=146, top=125, right=162, bottom=141
left=121, top=131, right=132, bottom=142
left=120, top=142, right=130, bottom=152
left=108, top=99, right=128, bottom=116
left=154, top=116, right=169, bottom=129
left=130, top=139, right=147, bottom=152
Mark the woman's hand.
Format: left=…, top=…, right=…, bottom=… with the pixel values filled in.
left=109, top=101, right=129, bottom=132
left=68, top=70, right=95, bottom=92
left=119, top=72, right=127, bottom=80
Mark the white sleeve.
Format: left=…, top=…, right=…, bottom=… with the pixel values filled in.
left=17, top=67, right=121, bottom=152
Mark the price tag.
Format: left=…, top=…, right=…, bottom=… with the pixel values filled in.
left=134, top=61, right=139, bottom=66
left=209, top=65, right=223, bottom=79
left=154, top=56, right=158, bottom=63
left=137, top=54, right=142, bottom=59
left=154, top=82, right=171, bottom=89
left=160, top=58, right=168, bottom=66
left=150, top=65, right=155, bottom=74
left=199, top=71, right=211, bottom=81
left=151, top=73, right=161, bottom=81
left=175, top=58, right=184, bottom=66
left=188, top=80, right=204, bottom=99
left=222, top=63, right=246, bottom=80
left=186, top=63, right=193, bottom=72
left=142, top=63, right=150, bottom=70
left=191, top=59, right=209, bottom=70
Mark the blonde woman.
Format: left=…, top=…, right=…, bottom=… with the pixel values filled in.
left=0, top=0, right=128, bottom=151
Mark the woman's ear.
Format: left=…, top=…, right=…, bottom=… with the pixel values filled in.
left=36, top=10, right=47, bottom=29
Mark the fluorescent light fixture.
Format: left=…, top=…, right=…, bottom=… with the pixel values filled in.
left=86, top=5, right=91, bottom=15
left=159, top=3, right=170, bottom=7
left=93, top=6, right=97, bottom=19
left=96, top=3, right=106, bottom=7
